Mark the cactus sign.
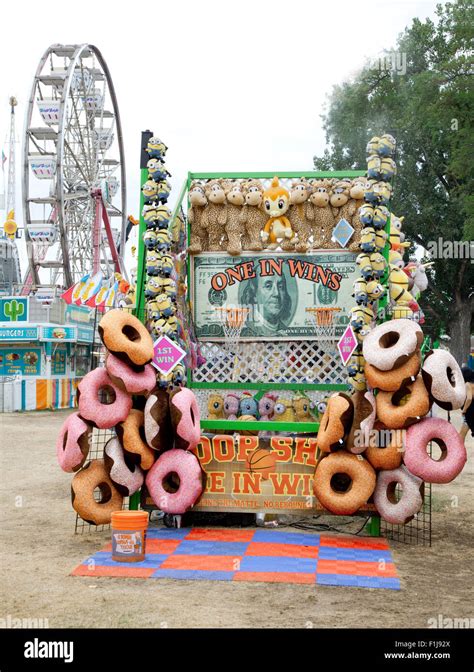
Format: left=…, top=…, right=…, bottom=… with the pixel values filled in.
left=0, top=297, right=29, bottom=323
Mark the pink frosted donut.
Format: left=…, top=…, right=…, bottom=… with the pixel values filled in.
left=56, top=412, right=92, bottom=472
left=105, top=353, right=156, bottom=395
left=404, top=417, right=467, bottom=484
left=78, top=368, right=132, bottom=429
left=374, top=465, right=423, bottom=524
left=421, top=349, right=466, bottom=411
left=363, top=319, right=423, bottom=371
left=169, top=387, right=201, bottom=450
left=103, top=437, right=144, bottom=497
left=145, top=449, right=203, bottom=514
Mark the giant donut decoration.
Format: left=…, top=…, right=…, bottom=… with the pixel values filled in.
left=404, top=417, right=467, bottom=484
left=71, top=459, right=123, bottom=525
left=78, top=368, right=132, bottom=429
left=98, top=309, right=154, bottom=368
left=363, top=318, right=423, bottom=371
left=169, top=387, right=201, bottom=451
left=145, top=449, right=203, bottom=514
left=313, top=452, right=376, bottom=515
left=365, top=422, right=404, bottom=470
left=116, top=409, right=156, bottom=471
left=376, top=375, right=431, bottom=429
left=56, top=412, right=92, bottom=473
left=365, top=350, right=421, bottom=392
left=347, top=390, right=376, bottom=454
left=144, top=390, right=173, bottom=452
left=373, top=465, right=423, bottom=524
left=104, top=437, right=144, bottom=497
left=317, top=393, right=354, bottom=453
left=105, top=353, right=156, bottom=396
left=421, top=349, right=466, bottom=411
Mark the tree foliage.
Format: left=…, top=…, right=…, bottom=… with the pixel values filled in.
left=314, top=0, right=473, bottom=360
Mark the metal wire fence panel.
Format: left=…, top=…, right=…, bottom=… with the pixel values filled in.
left=74, top=425, right=130, bottom=534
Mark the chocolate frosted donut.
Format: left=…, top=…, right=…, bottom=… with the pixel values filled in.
left=363, top=319, right=423, bottom=371
left=104, top=437, right=144, bottom=497
left=71, top=459, right=123, bottom=525
left=313, top=452, right=376, bottom=515
left=144, top=389, right=173, bottom=452
left=376, top=375, right=431, bottom=429
left=421, top=349, right=466, bottom=411
left=374, top=465, right=423, bottom=524
left=347, top=390, right=376, bottom=454
left=317, top=393, right=354, bottom=453
left=365, top=350, right=421, bottom=392
left=116, top=409, right=156, bottom=471
left=98, top=309, right=154, bottom=368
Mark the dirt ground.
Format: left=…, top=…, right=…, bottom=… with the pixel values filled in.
left=1, top=409, right=473, bottom=629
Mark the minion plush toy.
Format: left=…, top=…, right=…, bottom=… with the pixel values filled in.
left=147, top=158, right=170, bottom=182
left=146, top=137, right=168, bottom=160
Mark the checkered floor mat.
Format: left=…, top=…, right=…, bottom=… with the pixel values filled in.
left=71, top=527, right=400, bottom=589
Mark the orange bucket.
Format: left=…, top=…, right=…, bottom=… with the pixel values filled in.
left=111, top=510, right=149, bottom=563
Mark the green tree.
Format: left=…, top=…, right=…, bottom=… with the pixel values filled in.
left=314, top=0, right=473, bottom=364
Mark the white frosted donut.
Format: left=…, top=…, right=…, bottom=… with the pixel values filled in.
left=104, top=437, right=144, bottom=497
left=374, top=465, right=423, bottom=524
left=421, top=349, right=466, bottom=411
left=404, top=417, right=467, bottom=484
left=363, top=319, right=423, bottom=371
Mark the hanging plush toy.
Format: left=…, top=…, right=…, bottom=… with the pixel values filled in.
left=369, top=252, right=387, bottom=279
left=146, top=137, right=168, bottom=159
left=142, top=180, right=159, bottom=204
left=353, top=277, right=368, bottom=305
left=356, top=252, right=374, bottom=280
left=147, top=158, right=170, bottom=182
left=293, top=394, right=314, bottom=422
left=261, top=177, right=294, bottom=250
left=377, top=133, right=396, bottom=157
left=208, top=394, right=225, bottom=420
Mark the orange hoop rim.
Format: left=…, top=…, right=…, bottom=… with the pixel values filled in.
left=306, top=306, right=341, bottom=327
left=215, top=306, right=250, bottom=329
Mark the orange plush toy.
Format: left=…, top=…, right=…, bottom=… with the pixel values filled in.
left=261, top=177, right=294, bottom=250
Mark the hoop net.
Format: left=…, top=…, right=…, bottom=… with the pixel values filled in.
left=306, top=307, right=341, bottom=353
left=215, top=307, right=249, bottom=350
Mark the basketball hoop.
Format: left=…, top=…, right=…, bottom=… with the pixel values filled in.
left=215, top=306, right=249, bottom=352
left=306, top=307, right=341, bottom=354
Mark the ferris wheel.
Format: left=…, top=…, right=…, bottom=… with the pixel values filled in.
left=23, top=43, right=127, bottom=289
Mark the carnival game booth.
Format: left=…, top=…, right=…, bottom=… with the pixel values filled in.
left=59, top=133, right=467, bottom=553
left=0, top=297, right=95, bottom=411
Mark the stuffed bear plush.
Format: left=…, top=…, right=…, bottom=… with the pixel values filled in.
left=187, top=181, right=209, bottom=254
left=330, top=180, right=357, bottom=227
left=307, top=179, right=335, bottom=249
left=223, top=180, right=244, bottom=256
left=348, top=177, right=368, bottom=252
left=201, top=179, right=228, bottom=251
left=239, top=179, right=267, bottom=251
left=288, top=178, right=313, bottom=252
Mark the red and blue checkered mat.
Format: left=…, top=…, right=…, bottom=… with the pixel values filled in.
left=72, top=527, right=400, bottom=589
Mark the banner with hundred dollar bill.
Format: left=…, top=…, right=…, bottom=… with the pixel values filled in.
left=191, top=251, right=358, bottom=341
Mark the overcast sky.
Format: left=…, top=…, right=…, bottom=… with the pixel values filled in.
left=1, top=0, right=441, bottom=274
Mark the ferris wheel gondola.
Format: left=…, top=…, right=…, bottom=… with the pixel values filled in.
left=23, top=43, right=127, bottom=289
